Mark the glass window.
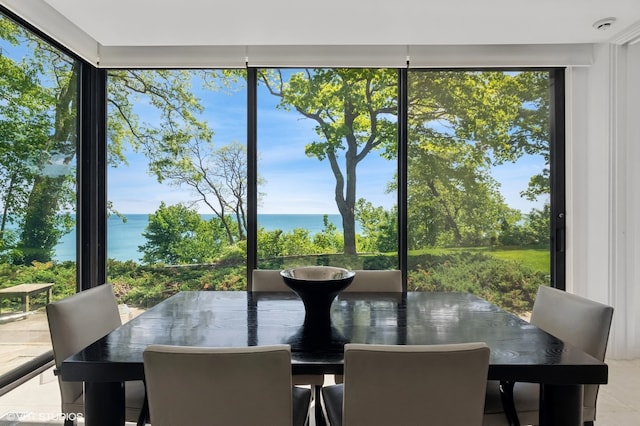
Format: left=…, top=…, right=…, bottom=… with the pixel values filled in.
left=406, top=70, right=552, bottom=315
left=106, top=69, right=247, bottom=306
left=256, top=68, right=399, bottom=271
left=0, top=15, right=78, bottom=375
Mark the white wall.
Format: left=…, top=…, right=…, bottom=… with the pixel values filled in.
left=568, top=42, right=640, bottom=359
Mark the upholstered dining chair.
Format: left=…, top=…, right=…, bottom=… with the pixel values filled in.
left=344, top=269, right=402, bottom=292
left=483, top=285, right=614, bottom=426
left=46, top=284, right=147, bottom=426
left=143, top=344, right=311, bottom=426
left=251, top=269, right=327, bottom=422
left=322, top=342, right=490, bottom=426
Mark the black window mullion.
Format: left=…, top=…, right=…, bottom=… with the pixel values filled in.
left=550, top=68, right=567, bottom=290
left=398, top=68, right=408, bottom=291
left=77, top=64, right=107, bottom=291
left=246, top=67, right=258, bottom=289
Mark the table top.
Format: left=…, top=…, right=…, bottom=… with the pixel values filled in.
left=0, top=283, right=54, bottom=294
left=61, top=291, right=608, bottom=385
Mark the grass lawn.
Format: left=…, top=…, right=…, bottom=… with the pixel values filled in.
left=488, top=248, right=550, bottom=274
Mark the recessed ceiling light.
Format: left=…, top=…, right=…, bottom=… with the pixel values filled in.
left=593, top=17, right=616, bottom=31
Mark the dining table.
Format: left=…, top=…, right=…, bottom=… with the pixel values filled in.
left=60, top=290, right=608, bottom=426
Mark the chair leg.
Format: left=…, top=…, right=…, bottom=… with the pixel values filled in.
left=136, top=379, right=149, bottom=426
left=499, top=381, right=520, bottom=426
left=137, top=393, right=149, bottom=426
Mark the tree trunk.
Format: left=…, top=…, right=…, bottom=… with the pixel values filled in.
left=18, top=174, right=66, bottom=264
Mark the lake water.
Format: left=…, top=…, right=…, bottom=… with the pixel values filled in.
left=54, top=214, right=354, bottom=262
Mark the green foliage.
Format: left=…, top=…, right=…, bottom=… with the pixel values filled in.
left=139, top=203, right=229, bottom=265
left=498, top=204, right=551, bottom=247
left=312, top=215, right=344, bottom=254
left=217, top=243, right=247, bottom=266
left=407, top=251, right=544, bottom=313
left=406, top=71, right=551, bottom=249
left=354, top=200, right=398, bottom=253
left=257, top=228, right=317, bottom=259
left=107, top=260, right=246, bottom=307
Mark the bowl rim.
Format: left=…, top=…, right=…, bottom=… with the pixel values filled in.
left=280, top=266, right=355, bottom=281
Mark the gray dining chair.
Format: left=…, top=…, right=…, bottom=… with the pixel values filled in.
left=46, top=284, right=147, bottom=426
left=483, top=285, right=614, bottom=426
left=143, top=344, right=311, bottom=426
left=322, top=342, right=490, bottom=426
left=251, top=269, right=327, bottom=422
left=344, top=269, right=402, bottom=292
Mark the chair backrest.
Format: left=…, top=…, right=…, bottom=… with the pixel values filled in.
left=344, top=269, right=402, bottom=292
left=530, top=285, right=614, bottom=417
left=46, top=284, right=123, bottom=413
left=251, top=269, right=292, bottom=292
left=342, top=342, right=490, bottom=426
left=143, top=344, right=295, bottom=426
left=252, top=269, right=403, bottom=293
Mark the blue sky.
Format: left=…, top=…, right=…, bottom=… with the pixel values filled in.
left=0, top=26, right=544, bottom=217
left=107, top=71, right=545, bottom=215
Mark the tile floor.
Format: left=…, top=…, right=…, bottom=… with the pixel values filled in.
left=0, top=359, right=638, bottom=425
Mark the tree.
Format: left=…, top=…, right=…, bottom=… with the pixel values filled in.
left=108, top=70, right=248, bottom=245
left=261, top=69, right=550, bottom=254
left=259, top=69, right=397, bottom=255
left=406, top=71, right=551, bottom=247
left=354, top=200, right=397, bottom=253
left=312, top=215, right=343, bottom=254
left=0, top=18, right=77, bottom=264
left=139, top=202, right=228, bottom=264
left=148, top=137, right=248, bottom=244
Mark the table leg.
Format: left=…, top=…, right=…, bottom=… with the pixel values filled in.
left=539, top=384, right=583, bottom=426
left=84, top=382, right=125, bottom=426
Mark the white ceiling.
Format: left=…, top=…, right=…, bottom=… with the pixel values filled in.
left=35, top=0, right=640, bottom=45
left=1, top=0, right=640, bottom=66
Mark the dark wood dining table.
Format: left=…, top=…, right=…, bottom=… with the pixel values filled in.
left=61, top=290, right=608, bottom=426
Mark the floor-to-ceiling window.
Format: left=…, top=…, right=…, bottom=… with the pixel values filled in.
left=102, top=67, right=561, bottom=315
left=0, top=14, right=78, bottom=378
left=406, top=70, right=556, bottom=314
left=105, top=69, right=247, bottom=307
left=255, top=68, right=399, bottom=270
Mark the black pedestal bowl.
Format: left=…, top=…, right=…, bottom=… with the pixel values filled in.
left=280, top=266, right=355, bottom=327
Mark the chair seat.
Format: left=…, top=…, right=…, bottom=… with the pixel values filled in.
left=293, top=386, right=313, bottom=426
left=321, top=384, right=343, bottom=426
